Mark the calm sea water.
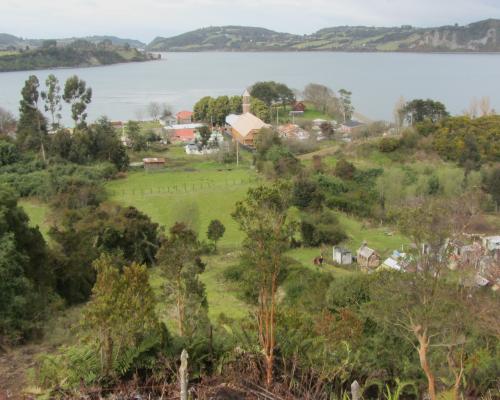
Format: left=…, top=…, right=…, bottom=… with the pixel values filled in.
left=1, top=52, right=500, bottom=123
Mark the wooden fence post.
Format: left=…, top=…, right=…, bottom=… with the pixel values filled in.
left=351, top=380, right=361, bottom=400
left=180, top=349, right=188, bottom=400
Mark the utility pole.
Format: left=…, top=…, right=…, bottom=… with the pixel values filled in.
left=236, top=140, right=239, bottom=166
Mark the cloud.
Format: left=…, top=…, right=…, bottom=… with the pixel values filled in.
left=1, top=0, right=499, bottom=41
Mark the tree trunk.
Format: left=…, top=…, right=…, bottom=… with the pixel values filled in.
left=417, top=332, right=437, bottom=400
left=104, top=333, right=114, bottom=375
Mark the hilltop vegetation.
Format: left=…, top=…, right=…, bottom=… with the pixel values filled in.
left=148, top=19, right=500, bottom=52
left=0, top=34, right=145, bottom=50
left=0, top=39, right=154, bottom=72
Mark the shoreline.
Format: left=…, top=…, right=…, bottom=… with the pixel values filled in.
left=0, top=57, right=160, bottom=74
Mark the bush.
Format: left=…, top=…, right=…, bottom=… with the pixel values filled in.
left=300, top=209, right=347, bottom=247
left=0, top=140, right=20, bottom=166
left=334, top=159, right=356, bottom=180
left=378, top=137, right=400, bottom=153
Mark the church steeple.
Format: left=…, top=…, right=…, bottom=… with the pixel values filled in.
left=242, top=89, right=251, bottom=114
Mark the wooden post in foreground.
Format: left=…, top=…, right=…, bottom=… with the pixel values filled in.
left=180, top=349, right=188, bottom=400
left=351, top=380, right=361, bottom=400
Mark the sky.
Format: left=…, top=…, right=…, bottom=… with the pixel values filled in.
left=2, top=0, right=500, bottom=43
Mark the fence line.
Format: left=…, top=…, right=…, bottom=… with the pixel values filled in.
left=110, top=177, right=261, bottom=197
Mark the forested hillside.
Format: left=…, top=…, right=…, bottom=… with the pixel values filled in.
left=148, top=19, right=500, bottom=52
left=0, top=40, right=154, bottom=72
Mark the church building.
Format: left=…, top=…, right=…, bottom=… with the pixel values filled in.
left=225, top=89, right=268, bottom=147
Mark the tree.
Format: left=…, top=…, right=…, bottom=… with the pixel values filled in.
left=90, top=117, right=129, bottom=171
left=196, top=125, right=212, bottom=149
left=393, top=96, right=406, bottom=132
left=232, top=183, right=297, bottom=386
left=402, top=99, right=449, bottom=125
left=300, top=209, right=346, bottom=246
left=210, top=96, right=231, bottom=125
left=319, top=121, right=334, bottom=138
left=41, top=74, right=62, bottom=129
left=82, top=254, right=159, bottom=374
left=63, top=75, right=92, bottom=128
left=193, top=96, right=212, bottom=122
left=50, top=203, right=160, bottom=304
left=303, top=83, right=335, bottom=114
left=157, top=223, right=208, bottom=337
left=16, top=75, right=48, bottom=160
left=250, top=97, right=271, bottom=123
left=0, top=107, right=16, bottom=135
left=250, top=81, right=279, bottom=106
left=0, top=187, right=52, bottom=345
left=250, top=81, right=295, bottom=109
left=147, top=101, right=161, bottom=121
left=483, top=166, right=500, bottom=211
left=338, top=89, right=354, bottom=122
left=229, top=95, right=243, bottom=114
left=0, top=139, right=20, bottom=166
left=334, top=159, right=356, bottom=180
left=125, top=120, right=147, bottom=151
left=207, top=219, right=225, bottom=250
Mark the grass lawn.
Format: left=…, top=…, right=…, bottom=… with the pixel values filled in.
left=18, top=198, right=51, bottom=240
left=337, top=212, right=408, bottom=257
left=106, top=164, right=259, bottom=248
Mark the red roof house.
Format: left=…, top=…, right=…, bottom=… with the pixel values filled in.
left=172, top=128, right=195, bottom=142
left=176, top=111, right=194, bottom=124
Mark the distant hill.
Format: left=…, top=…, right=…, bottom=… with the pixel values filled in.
left=0, top=40, right=155, bottom=72
left=0, top=34, right=146, bottom=50
left=148, top=19, right=500, bottom=52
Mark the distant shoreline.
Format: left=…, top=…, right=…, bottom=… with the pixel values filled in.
left=0, top=58, right=160, bottom=74
left=155, top=49, right=500, bottom=55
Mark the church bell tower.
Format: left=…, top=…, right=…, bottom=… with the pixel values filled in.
left=242, top=89, right=251, bottom=114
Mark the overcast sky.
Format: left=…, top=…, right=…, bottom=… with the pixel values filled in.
left=3, top=0, right=500, bottom=42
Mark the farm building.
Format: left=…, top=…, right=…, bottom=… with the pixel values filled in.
left=176, top=111, right=194, bottom=124
left=143, top=158, right=165, bottom=171
left=333, top=247, right=353, bottom=265
left=357, top=243, right=380, bottom=268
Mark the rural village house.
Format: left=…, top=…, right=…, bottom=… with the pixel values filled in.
left=357, top=242, right=380, bottom=268
left=278, top=123, right=309, bottom=140
left=176, top=110, right=194, bottom=124
left=339, top=120, right=365, bottom=134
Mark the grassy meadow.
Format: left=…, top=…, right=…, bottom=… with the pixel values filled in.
left=18, top=141, right=412, bottom=325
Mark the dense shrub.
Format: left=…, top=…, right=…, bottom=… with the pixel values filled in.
left=300, top=209, right=347, bottom=247
left=378, top=137, right=400, bottom=152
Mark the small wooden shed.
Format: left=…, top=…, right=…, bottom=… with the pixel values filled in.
left=143, top=157, right=165, bottom=171
left=333, top=247, right=353, bottom=265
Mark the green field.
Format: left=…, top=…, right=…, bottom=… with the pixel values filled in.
left=107, top=166, right=259, bottom=248
left=17, top=148, right=409, bottom=326
left=18, top=199, right=51, bottom=240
